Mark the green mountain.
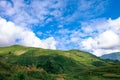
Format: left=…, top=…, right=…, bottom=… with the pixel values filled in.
left=0, top=45, right=119, bottom=80
left=101, top=52, right=120, bottom=61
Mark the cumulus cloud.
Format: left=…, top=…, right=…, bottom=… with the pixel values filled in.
left=81, top=17, right=120, bottom=56
left=82, top=31, right=120, bottom=56
left=0, top=17, right=56, bottom=49
left=95, top=31, right=120, bottom=49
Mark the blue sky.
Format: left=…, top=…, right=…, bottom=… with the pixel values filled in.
left=0, top=0, right=120, bottom=56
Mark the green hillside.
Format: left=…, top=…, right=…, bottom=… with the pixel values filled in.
left=0, top=45, right=109, bottom=68
left=0, top=45, right=119, bottom=80
left=73, top=65, right=120, bottom=80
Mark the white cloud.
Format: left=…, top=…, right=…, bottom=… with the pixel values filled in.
left=0, top=0, right=109, bottom=27
left=81, top=17, right=120, bottom=56
left=95, top=31, right=120, bottom=49
left=82, top=30, right=120, bottom=56
left=0, top=17, right=56, bottom=49
left=81, top=37, right=94, bottom=50
left=0, top=0, right=64, bottom=26
left=65, top=0, right=108, bottom=22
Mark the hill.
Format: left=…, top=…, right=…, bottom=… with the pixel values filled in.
left=0, top=45, right=119, bottom=80
left=101, top=52, right=120, bottom=61
left=0, top=45, right=109, bottom=69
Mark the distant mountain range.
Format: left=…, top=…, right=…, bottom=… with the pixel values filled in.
left=100, top=52, right=120, bottom=61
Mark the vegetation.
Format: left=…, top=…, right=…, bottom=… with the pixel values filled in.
left=0, top=45, right=119, bottom=80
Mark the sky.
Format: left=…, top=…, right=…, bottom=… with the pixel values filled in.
left=0, top=0, right=120, bottom=56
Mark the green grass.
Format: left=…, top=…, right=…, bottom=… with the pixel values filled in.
left=73, top=65, right=120, bottom=80
left=0, top=45, right=119, bottom=80
left=0, top=45, right=110, bottom=67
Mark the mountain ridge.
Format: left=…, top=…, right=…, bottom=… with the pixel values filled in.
left=101, top=52, right=120, bottom=61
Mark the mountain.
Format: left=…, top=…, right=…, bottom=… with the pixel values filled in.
left=0, top=45, right=120, bottom=80
left=100, top=52, right=120, bottom=61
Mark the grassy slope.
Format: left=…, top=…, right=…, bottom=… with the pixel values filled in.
left=0, top=45, right=119, bottom=80
left=0, top=61, right=56, bottom=80
left=73, top=65, right=120, bottom=80
left=0, top=45, right=109, bottom=67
